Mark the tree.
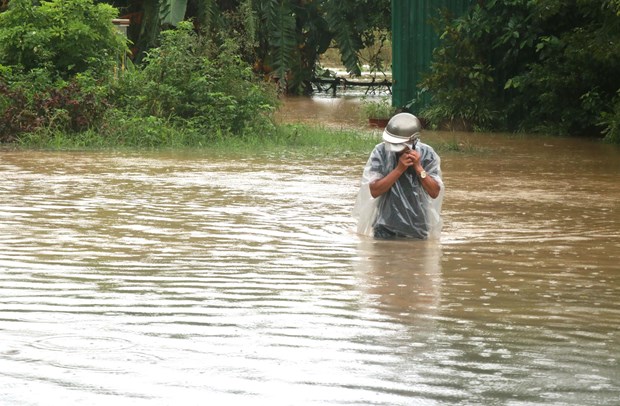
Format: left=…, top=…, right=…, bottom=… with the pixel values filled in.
left=421, top=0, right=620, bottom=141
left=255, top=0, right=391, bottom=93
left=118, top=0, right=390, bottom=93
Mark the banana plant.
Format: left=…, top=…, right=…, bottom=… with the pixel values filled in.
left=123, top=0, right=389, bottom=93
left=253, top=0, right=388, bottom=93
left=133, top=0, right=189, bottom=61
left=159, top=0, right=187, bottom=25
left=257, top=0, right=298, bottom=88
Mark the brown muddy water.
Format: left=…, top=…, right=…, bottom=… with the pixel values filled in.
left=1, top=96, right=620, bottom=405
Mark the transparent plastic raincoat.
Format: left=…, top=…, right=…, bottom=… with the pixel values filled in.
left=353, top=142, right=444, bottom=239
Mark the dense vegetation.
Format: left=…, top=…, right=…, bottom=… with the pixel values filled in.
left=2, top=0, right=620, bottom=147
left=419, top=0, right=620, bottom=143
left=0, top=0, right=279, bottom=147
left=0, top=0, right=393, bottom=149
left=119, top=0, right=391, bottom=94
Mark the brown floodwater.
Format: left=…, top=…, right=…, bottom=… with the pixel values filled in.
left=1, top=96, right=619, bottom=405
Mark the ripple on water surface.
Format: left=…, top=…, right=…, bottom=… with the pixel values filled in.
left=1, top=149, right=619, bottom=405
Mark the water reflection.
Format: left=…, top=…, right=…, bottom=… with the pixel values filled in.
left=355, top=238, right=441, bottom=325
left=275, top=95, right=366, bottom=128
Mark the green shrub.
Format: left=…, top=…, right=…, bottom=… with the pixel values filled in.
left=2, top=18, right=278, bottom=147
left=0, top=69, right=109, bottom=142
left=360, top=96, right=396, bottom=120
left=422, top=0, right=620, bottom=140
left=111, top=21, right=278, bottom=138
left=601, top=91, right=620, bottom=143
left=419, top=9, right=498, bottom=131
left=0, top=0, right=128, bottom=78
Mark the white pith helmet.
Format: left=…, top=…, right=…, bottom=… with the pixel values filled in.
left=382, top=113, right=422, bottom=148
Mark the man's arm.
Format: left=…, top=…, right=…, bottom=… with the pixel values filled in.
left=411, top=149, right=441, bottom=199
left=369, top=149, right=441, bottom=199
left=369, top=151, right=410, bottom=198
left=413, top=161, right=441, bottom=198
left=369, top=166, right=406, bottom=198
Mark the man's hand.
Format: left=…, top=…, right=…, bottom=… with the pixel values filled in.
left=407, top=149, right=424, bottom=174
left=370, top=147, right=441, bottom=199
left=371, top=148, right=414, bottom=198
left=397, top=148, right=416, bottom=170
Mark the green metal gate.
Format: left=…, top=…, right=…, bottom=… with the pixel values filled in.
left=391, top=0, right=474, bottom=110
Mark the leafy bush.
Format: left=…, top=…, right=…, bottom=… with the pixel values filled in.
left=0, top=69, right=109, bottom=142
left=1, top=17, right=278, bottom=146
left=601, top=91, right=620, bottom=143
left=421, top=0, right=620, bottom=140
left=361, top=96, right=396, bottom=119
left=110, top=21, right=278, bottom=139
left=0, top=0, right=128, bottom=78
left=418, top=11, right=497, bottom=131
left=0, top=0, right=126, bottom=142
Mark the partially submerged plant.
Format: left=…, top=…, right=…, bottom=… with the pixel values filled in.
left=361, top=96, right=396, bottom=119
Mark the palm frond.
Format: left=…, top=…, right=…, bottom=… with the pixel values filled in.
left=159, top=0, right=188, bottom=26
left=135, top=0, right=162, bottom=61
left=324, top=0, right=362, bottom=76
left=263, top=0, right=297, bottom=87
left=240, top=0, right=257, bottom=44
left=193, top=0, right=219, bottom=33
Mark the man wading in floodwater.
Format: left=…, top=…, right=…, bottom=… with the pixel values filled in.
left=354, top=112, right=444, bottom=239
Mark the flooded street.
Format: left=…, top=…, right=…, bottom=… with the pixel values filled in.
left=1, top=97, right=620, bottom=405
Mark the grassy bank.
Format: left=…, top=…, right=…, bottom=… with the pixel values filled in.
left=12, top=121, right=476, bottom=157
left=14, top=123, right=381, bottom=155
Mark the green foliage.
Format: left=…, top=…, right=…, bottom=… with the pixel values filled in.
left=0, top=0, right=124, bottom=141
left=253, top=0, right=390, bottom=93
left=360, top=96, right=395, bottom=119
left=216, top=0, right=259, bottom=67
left=159, top=0, right=188, bottom=26
left=0, top=0, right=128, bottom=78
left=422, top=0, right=620, bottom=140
left=1, top=18, right=279, bottom=147
left=324, top=1, right=363, bottom=76
left=419, top=8, right=497, bottom=131
left=601, top=90, right=620, bottom=143
left=261, top=0, right=298, bottom=89
left=123, top=0, right=390, bottom=94
left=112, top=22, right=277, bottom=136
left=0, top=69, right=109, bottom=142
